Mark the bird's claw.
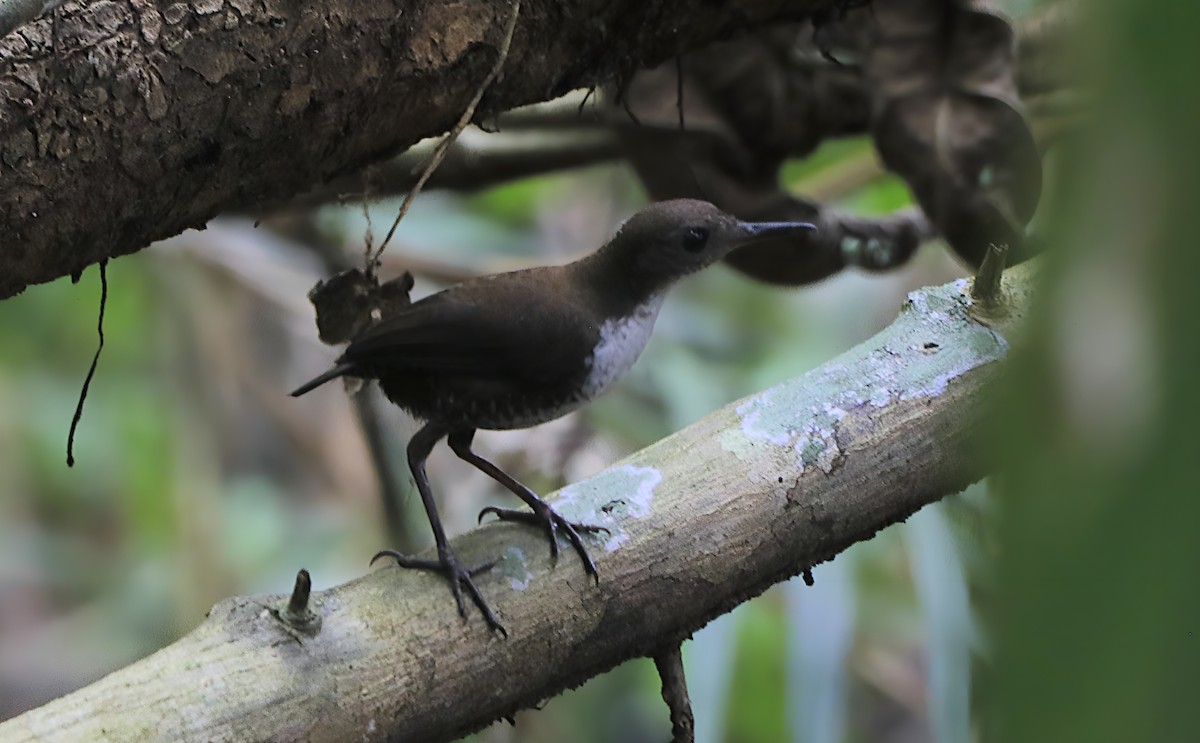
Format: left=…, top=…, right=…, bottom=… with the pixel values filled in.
left=370, top=548, right=507, bottom=636
left=477, top=505, right=608, bottom=583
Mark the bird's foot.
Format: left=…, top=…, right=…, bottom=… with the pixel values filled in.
left=478, top=503, right=609, bottom=583
left=370, top=548, right=506, bottom=637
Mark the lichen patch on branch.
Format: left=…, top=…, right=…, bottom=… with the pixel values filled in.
left=723, top=278, right=1011, bottom=490
left=499, top=546, right=534, bottom=590
left=553, top=464, right=662, bottom=552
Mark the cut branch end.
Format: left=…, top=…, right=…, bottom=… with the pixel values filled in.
left=280, top=569, right=321, bottom=635
left=972, top=242, right=1009, bottom=308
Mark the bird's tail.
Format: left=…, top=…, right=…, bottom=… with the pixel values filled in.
left=290, top=362, right=358, bottom=397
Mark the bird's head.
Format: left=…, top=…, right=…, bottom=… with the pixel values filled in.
left=601, top=199, right=815, bottom=289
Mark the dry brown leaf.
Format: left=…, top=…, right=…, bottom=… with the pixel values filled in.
left=614, top=27, right=925, bottom=286
left=864, top=0, right=1042, bottom=265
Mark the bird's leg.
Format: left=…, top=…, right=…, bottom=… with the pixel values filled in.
left=371, top=423, right=506, bottom=636
left=447, top=429, right=608, bottom=583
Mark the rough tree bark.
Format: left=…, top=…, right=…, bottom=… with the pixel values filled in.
left=0, top=262, right=1034, bottom=743
left=0, top=0, right=825, bottom=299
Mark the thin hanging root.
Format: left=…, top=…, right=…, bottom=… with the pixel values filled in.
left=360, top=186, right=375, bottom=261
left=371, top=0, right=523, bottom=267
left=66, top=259, right=108, bottom=467
left=675, top=54, right=685, bottom=132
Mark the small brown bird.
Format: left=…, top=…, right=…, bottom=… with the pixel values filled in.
left=292, top=199, right=814, bottom=633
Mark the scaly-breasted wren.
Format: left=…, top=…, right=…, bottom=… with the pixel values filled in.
left=291, top=199, right=814, bottom=633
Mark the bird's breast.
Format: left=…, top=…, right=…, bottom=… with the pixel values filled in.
left=581, top=293, right=665, bottom=400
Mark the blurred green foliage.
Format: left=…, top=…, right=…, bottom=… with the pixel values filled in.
left=989, top=1, right=1200, bottom=741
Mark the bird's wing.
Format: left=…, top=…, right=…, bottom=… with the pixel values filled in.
left=341, top=274, right=598, bottom=384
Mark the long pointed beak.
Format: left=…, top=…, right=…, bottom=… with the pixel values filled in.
left=732, top=220, right=816, bottom=246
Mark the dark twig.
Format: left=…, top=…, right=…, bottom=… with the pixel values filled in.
left=372, top=0, right=523, bottom=267
left=653, top=643, right=695, bottom=743
left=577, top=86, right=596, bottom=117
left=282, top=132, right=619, bottom=211
left=353, top=390, right=412, bottom=550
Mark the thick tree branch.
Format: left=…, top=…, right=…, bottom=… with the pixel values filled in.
left=286, top=1, right=1083, bottom=212
left=0, top=0, right=824, bottom=299
left=0, top=262, right=1034, bottom=743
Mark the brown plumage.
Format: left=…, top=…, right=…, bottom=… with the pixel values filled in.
left=292, top=199, right=814, bottom=633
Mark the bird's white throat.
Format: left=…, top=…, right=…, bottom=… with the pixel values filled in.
left=582, top=293, right=666, bottom=399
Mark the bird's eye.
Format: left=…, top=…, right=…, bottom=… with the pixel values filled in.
left=681, top=227, right=709, bottom=252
